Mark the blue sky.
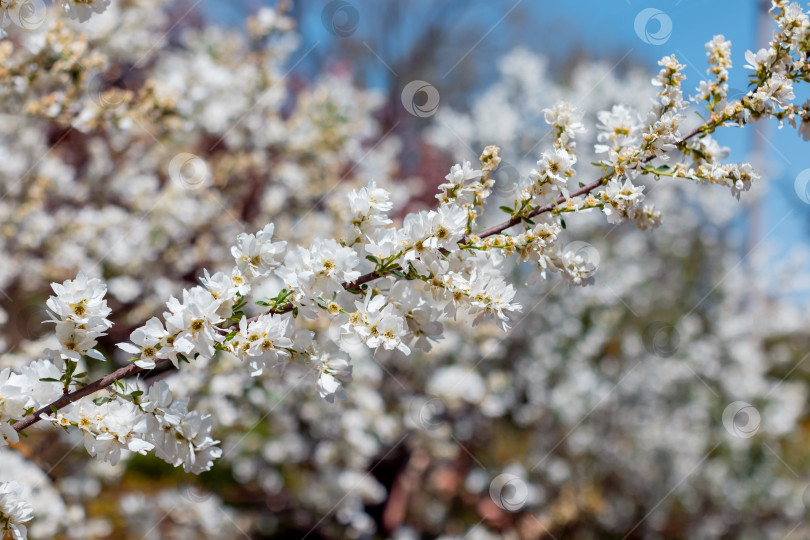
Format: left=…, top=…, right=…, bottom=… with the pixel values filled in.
left=202, top=0, right=810, bottom=258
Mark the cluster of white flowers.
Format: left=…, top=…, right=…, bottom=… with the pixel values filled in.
left=231, top=313, right=294, bottom=376
left=0, top=361, right=62, bottom=445
left=599, top=177, right=652, bottom=226
left=60, top=0, right=110, bottom=23
left=0, top=482, right=32, bottom=540
left=1, top=277, right=221, bottom=474
left=138, top=381, right=222, bottom=474
left=0, top=0, right=108, bottom=36
left=347, top=181, right=394, bottom=241
left=436, top=160, right=484, bottom=205
left=41, top=378, right=220, bottom=474
left=696, top=35, right=732, bottom=107
left=231, top=224, right=286, bottom=281
left=45, top=273, right=112, bottom=363
left=43, top=394, right=153, bottom=466
left=529, top=146, right=577, bottom=199
left=595, top=104, right=643, bottom=154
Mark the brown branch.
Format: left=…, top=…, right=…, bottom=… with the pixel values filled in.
left=470, top=121, right=707, bottom=239
left=13, top=360, right=164, bottom=433
left=14, top=122, right=711, bottom=434
left=470, top=176, right=607, bottom=240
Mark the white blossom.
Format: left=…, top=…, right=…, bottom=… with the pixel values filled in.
left=231, top=224, right=287, bottom=280
left=0, top=482, right=32, bottom=540
left=61, top=0, right=110, bottom=22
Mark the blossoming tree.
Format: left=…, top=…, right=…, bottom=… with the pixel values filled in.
left=1, top=0, right=810, bottom=538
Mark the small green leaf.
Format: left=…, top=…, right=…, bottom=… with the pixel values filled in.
left=93, top=396, right=113, bottom=405
left=499, top=205, right=514, bottom=214
left=561, top=218, right=567, bottom=229
left=39, top=377, right=60, bottom=382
